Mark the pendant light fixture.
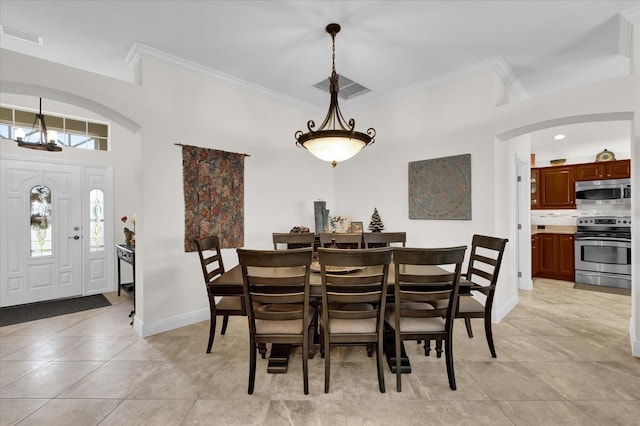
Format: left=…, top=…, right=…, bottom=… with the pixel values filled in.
left=295, top=23, right=375, bottom=167
left=11, top=98, right=62, bottom=152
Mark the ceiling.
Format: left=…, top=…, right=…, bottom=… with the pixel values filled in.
left=1, top=0, right=639, bottom=158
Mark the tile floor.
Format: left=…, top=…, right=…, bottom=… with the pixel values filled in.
left=1, top=278, right=639, bottom=425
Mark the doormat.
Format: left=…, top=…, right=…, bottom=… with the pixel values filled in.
left=0, top=294, right=112, bottom=327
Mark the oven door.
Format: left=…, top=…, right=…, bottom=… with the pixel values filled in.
left=575, top=237, right=631, bottom=275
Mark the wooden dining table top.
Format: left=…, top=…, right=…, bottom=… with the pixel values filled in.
left=210, top=262, right=468, bottom=296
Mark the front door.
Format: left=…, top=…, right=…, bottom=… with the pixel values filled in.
left=1, top=158, right=83, bottom=306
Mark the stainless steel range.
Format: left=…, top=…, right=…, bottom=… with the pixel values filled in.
left=575, top=216, right=632, bottom=289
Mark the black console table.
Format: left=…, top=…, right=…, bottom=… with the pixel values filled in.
left=116, top=244, right=135, bottom=324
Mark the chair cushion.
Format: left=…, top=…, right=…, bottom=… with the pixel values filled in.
left=385, top=303, right=444, bottom=332
left=457, top=296, right=485, bottom=313
left=319, top=303, right=377, bottom=334
left=255, top=304, right=315, bottom=335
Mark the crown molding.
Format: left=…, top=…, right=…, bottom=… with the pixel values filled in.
left=125, top=42, right=320, bottom=112
left=346, top=55, right=529, bottom=112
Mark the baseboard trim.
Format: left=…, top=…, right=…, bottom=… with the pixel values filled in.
left=631, top=318, right=640, bottom=357
left=139, top=308, right=209, bottom=337
left=493, top=293, right=518, bottom=323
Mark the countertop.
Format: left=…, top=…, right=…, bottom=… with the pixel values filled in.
left=531, top=225, right=576, bottom=235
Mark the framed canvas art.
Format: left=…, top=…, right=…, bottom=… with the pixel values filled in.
left=408, top=153, right=471, bottom=220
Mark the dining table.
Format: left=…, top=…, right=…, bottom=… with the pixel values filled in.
left=211, top=260, right=470, bottom=373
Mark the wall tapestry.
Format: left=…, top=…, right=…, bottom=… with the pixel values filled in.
left=408, top=153, right=471, bottom=220
left=182, top=145, right=245, bottom=251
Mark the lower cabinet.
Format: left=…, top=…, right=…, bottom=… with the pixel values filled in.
left=531, top=233, right=574, bottom=282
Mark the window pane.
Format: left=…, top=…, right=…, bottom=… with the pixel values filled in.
left=44, top=114, right=64, bottom=131
left=30, top=185, right=53, bottom=257
left=87, top=122, right=108, bottom=137
left=89, top=189, right=105, bottom=252
left=66, top=118, right=86, bottom=132
left=0, top=107, right=12, bottom=124
left=0, top=124, right=9, bottom=139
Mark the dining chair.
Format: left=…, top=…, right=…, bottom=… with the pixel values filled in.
left=456, top=234, right=508, bottom=358
left=272, top=232, right=316, bottom=250
left=195, top=235, right=246, bottom=353
left=386, top=246, right=467, bottom=391
left=319, top=232, right=362, bottom=249
left=237, top=247, right=314, bottom=395
left=363, top=232, right=407, bottom=248
left=317, top=247, right=393, bottom=393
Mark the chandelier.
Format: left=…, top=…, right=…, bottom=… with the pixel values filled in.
left=11, top=98, right=62, bottom=152
left=295, top=23, right=375, bottom=168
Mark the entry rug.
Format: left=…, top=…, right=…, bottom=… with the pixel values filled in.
left=0, top=294, right=111, bottom=327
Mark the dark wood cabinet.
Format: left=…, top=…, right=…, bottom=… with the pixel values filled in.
left=531, top=159, right=631, bottom=210
left=532, top=233, right=574, bottom=282
left=530, top=169, right=539, bottom=209
left=575, top=159, right=630, bottom=181
left=539, top=166, right=575, bottom=209
left=558, top=234, right=575, bottom=281
left=531, top=235, right=540, bottom=277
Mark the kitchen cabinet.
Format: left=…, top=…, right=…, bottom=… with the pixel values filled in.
left=531, top=235, right=540, bottom=277
left=575, top=159, right=630, bottom=181
left=538, top=166, right=575, bottom=209
left=530, top=169, right=539, bottom=209
left=532, top=233, right=574, bottom=282
left=531, top=159, right=631, bottom=210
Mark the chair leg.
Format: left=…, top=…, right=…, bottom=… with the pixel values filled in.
left=206, top=308, right=217, bottom=354
left=435, top=339, right=443, bottom=358
left=444, top=337, right=456, bottom=391
left=376, top=340, right=386, bottom=393
left=221, top=315, right=230, bottom=335
left=303, top=332, right=309, bottom=395
left=248, top=338, right=257, bottom=394
left=423, top=339, right=431, bottom=356
left=324, top=332, right=331, bottom=393
left=367, top=343, right=374, bottom=357
left=395, top=333, right=402, bottom=392
left=464, top=317, right=474, bottom=338
left=485, top=313, right=497, bottom=358
left=258, top=343, right=267, bottom=359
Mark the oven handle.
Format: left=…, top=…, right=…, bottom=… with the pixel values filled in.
left=575, top=236, right=631, bottom=243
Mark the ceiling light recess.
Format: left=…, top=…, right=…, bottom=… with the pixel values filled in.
left=553, top=134, right=565, bottom=140
left=295, top=23, right=375, bottom=168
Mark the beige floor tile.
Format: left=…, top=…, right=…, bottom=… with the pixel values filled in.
left=59, top=360, right=158, bottom=399
left=199, top=359, right=275, bottom=400
left=462, top=361, right=563, bottom=400
left=100, top=399, right=195, bottom=425
left=0, top=361, right=102, bottom=398
left=346, top=399, right=513, bottom=426
left=182, top=399, right=271, bottom=425
left=54, top=335, right=139, bottom=361
left=497, top=400, right=598, bottom=425
left=128, top=358, right=219, bottom=399
left=521, top=361, right=640, bottom=400
left=16, top=398, right=120, bottom=426
left=264, top=400, right=347, bottom=425
left=0, top=361, right=47, bottom=388
left=0, top=398, right=49, bottom=426
left=1, top=335, right=91, bottom=361
left=570, top=400, right=640, bottom=426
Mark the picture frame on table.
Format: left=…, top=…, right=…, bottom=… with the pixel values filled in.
left=350, top=221, right=363, bottom=233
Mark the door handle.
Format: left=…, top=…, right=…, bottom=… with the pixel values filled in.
left=69, top=235, right=80, bottom=240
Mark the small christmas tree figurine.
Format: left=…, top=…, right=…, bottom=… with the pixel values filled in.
left=368, top=208, right=384, bottom=232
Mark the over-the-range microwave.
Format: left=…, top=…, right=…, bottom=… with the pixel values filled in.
left=575, top=178, right=631, bottom=206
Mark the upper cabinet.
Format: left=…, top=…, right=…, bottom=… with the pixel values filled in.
left=539, top=166, right=575, bottom=209
left=531, top=159, right=630, bottom=210
left=575, top=159, right=630, bottom=181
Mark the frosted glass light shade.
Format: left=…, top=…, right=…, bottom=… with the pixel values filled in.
left=302, top=136, right=366, bottom=163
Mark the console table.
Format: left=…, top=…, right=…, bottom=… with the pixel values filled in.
left=116, top=244, right=135, bottom=324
